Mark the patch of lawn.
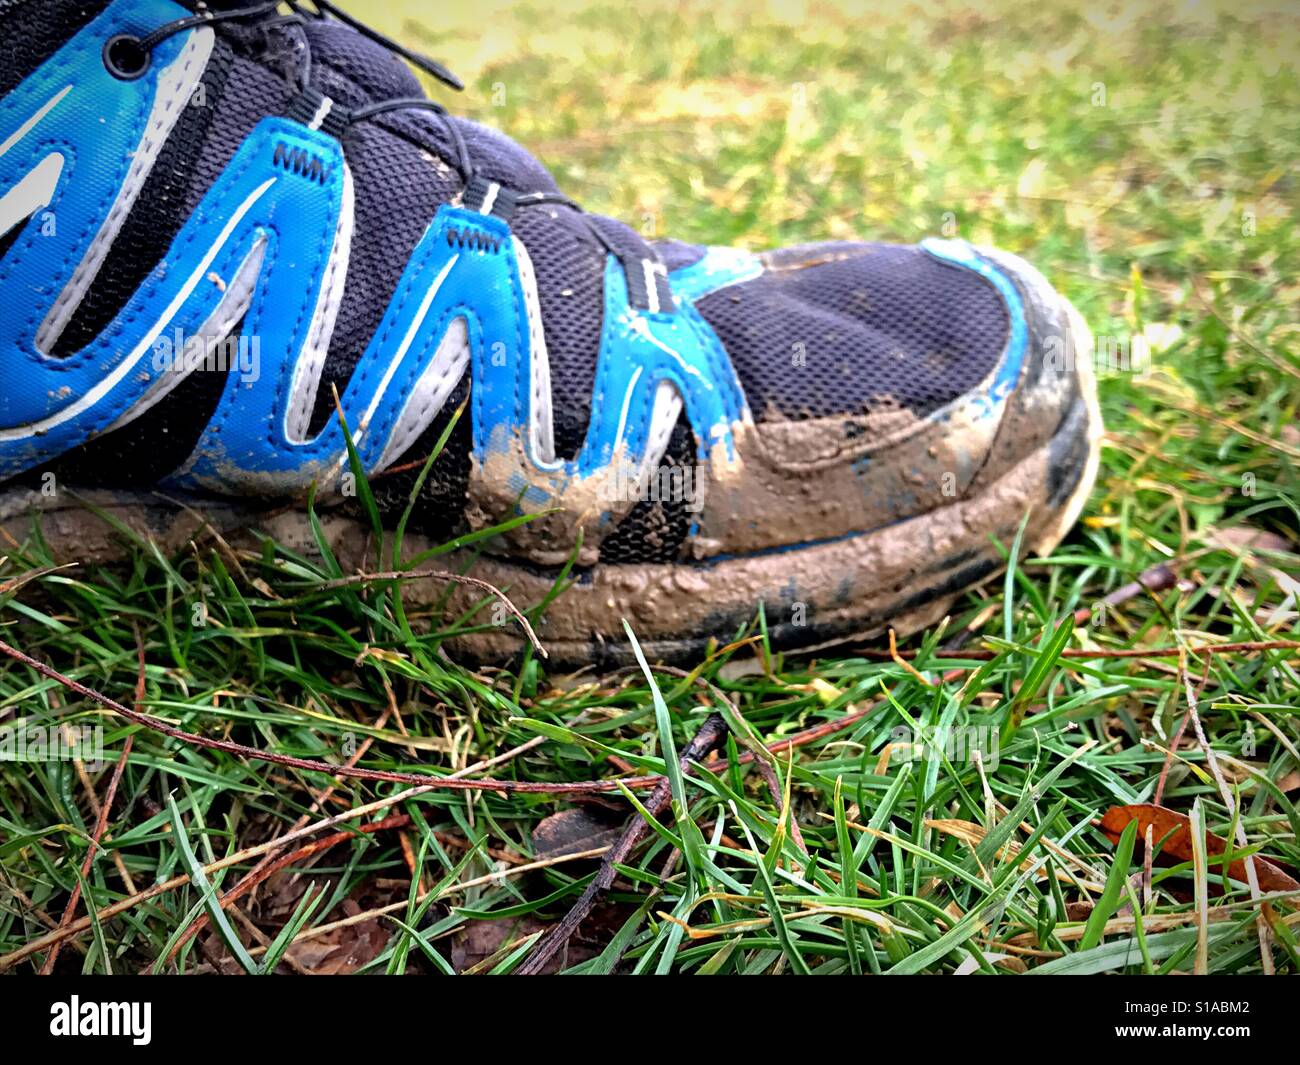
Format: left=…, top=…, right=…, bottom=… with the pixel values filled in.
left=0, top=0, right=1296, bottom=974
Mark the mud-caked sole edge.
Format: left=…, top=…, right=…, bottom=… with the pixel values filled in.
left=0, top=295, right=1103, bottom=670
left=433, top=380, right=1101, bottom=668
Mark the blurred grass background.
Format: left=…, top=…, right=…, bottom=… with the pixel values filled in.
left=0, top=0, right=1297, bottom=975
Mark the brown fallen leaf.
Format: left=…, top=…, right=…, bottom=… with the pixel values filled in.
left=531, top=805, right=625, bottom=859
left=1206, top=526, right=1294, bottom=554
left=1099, top=804, right=1300, bottom=894
left=282, top=897, right=389, bottom=975
left=1278, top=770, right=1300, bottom=795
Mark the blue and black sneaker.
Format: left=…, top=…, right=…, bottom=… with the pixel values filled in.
left=0, top=0, right=1102, bottom=664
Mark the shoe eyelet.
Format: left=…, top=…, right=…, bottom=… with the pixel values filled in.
left=103, top=34, right=151, bottom=81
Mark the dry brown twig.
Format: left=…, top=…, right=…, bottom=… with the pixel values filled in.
left=36, top=632, right=143, bottom=974
left=0, top=638, right=645, bottom=795
left=516, top=712, right=730, bottom=975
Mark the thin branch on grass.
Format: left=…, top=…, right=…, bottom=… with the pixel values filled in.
left=1190, top=276, right=1300, bottom=384
left=860, top=638, right=1300, bottom=662
left=0, top=656, right=891, bottom=971
left=889, top=627, right=935, bottom=684
left=1071, top=561, right=1181, bottom=624
left=37, top=633, right=144, bottom=974
left=516, top=712, right=730, bottom=975
left=0, top=638, right=656, bottom=795
left=306, top=568, right=547, bottom=657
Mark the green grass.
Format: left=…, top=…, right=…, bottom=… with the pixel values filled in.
left=1, top=0, right=1298, bottom=974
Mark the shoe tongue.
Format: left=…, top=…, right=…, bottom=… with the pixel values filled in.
left=295, top=17, right=565, bottom=197
left=201, top=5, right=312, bottom=87
left=300, top=18, right=426, bottom=104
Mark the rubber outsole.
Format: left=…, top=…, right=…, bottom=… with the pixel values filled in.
left=0, top=294, right=1103, bottom=669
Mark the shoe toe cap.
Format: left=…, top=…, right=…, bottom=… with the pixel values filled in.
left=960, top=243, right=1102, bottom=509
left=692, top=239, right=1016, bottom=424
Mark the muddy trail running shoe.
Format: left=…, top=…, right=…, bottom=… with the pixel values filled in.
left=0, top=0, right=1102, bottom=665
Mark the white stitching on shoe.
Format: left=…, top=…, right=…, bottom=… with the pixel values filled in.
left=284, top=159, right=354, bottom=442
left=104, top=235, right=267, bottom=434
left=35, top=28, right=215, bottom=355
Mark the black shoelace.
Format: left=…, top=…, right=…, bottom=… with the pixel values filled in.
left=103, top=1, right=625, bottom=268
left=104, top=1, right=476, bottom=179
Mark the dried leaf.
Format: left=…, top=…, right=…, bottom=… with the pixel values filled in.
left=282, top=898, right=388, bottom=975
left=1099, top=804, right=1299, bottom=893
left=1206, top=526, right=1294, bottom=554
left=531, top=806, right=624, bottom=859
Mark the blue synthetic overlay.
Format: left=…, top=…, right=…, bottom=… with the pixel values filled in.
left=0, top=0, right=195, bottom=475
left=0, top=0, right=752, bottom=497
left=919, top=238, right=1028, bottom=412
left=468, top=242, right=752, bottom=512
left=546, top=255, right=746, bottom=472
left=667, top=246, right=763, bottom=304
left=169, top=118, right=357, bottom=491
left=179, top=198, right=514, bottom=491
left=183, top=195, right=752, bottom=495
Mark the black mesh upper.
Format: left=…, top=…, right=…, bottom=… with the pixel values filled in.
left=180, top=49, right=295, bottom=217
left=510, top=206, right=607, bottom=459
left=0, top=0, right=108, bottom=96
left=302, top=18, right=423, bottom=104
left=599, top=413, right=695, bottom=563
left=695, top=243, right=1010, bottom=421
left=359, top=376, right=473, bottom=543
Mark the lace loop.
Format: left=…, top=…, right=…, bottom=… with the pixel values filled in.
left=136, top=1, right=283, bottom=52
left=107, top=2, right=662, bottom=277
left=303, top=0, right=463, bottom=91
left=101, top=0, right=283, bottom=80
